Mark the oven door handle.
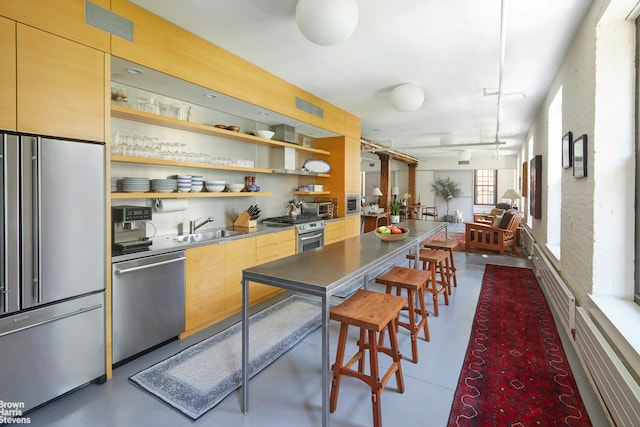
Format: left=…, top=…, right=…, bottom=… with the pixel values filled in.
left=299, top=232, right=323, bottom=241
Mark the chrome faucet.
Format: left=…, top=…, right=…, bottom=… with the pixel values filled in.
left=189, top=217, right=214, bottom=234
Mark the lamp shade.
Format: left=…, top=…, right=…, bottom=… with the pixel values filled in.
left=296, top=0, right=359, bottom=46
left=389, top=83, right=424, bottom=112
left=371, top=187, right=383, bottom=196
left=391, top=186, right=400, bottom=196
left=502, top=189, right=521, bottom=199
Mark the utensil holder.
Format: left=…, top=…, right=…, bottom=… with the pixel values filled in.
left=233, top=211, right=257, bottom=228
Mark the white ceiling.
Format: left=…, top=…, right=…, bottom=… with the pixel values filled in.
left=129, top=0, right=592, bottom=159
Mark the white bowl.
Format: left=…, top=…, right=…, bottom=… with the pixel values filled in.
left=191, top=185, right=203, bottom=192
left=205, top=183, right=225, bottom=192
left=226, top=183, right=245, bottom=192
left=256, top=130, right=275, bottom=139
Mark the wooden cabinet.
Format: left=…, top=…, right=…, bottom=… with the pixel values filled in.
left=17, top=24, right=105, bottom=141
left=0, top=17, right=16, bottom=130
left=184, top=243, right=227, bottom=336
left=325, top=220, right=345, bottom=246
left=225, top=237, right=257, bottom=317
left=253, top=229, right=295, bottom=303
left=344, top=215, right=361, bottom=238
left=0, top=0, right=110, bottom=52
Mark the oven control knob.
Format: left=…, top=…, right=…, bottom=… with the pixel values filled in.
left=299, top=224, right=306, bottom=231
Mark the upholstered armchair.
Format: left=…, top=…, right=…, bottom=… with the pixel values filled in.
left=465, top=211, right=523, bottom=255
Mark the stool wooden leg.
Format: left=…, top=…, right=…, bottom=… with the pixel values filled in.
left=387, top=319, right=405, bottom=393
left=417, top=286, right=430, bottom=342
left=367, top=330, right=382, bottom=427
left=406, top=288, right=419, bottom=363
left=427, top=262, right=440, bottom=316
left=448, top=248, right=458, bottom=288
left=357, top=328, right=366, bottom=374
left=330, top=323, right=349, bottom=413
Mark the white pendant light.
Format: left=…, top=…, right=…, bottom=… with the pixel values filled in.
left=389, top=83, right=424, bottom=112
left=296, top=0, right=359, bottom=46
left=457, top=150, right=472, bottom=161
left=440, top=133, right=457, bottom=146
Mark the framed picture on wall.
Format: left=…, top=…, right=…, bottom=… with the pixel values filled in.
left=562, top=131, right=573, bottom=168
left=573, top=134, right=587, bottom=178
left=521, top=162, right=528, bottom=197
left=530, top=155, right=542, bottom=219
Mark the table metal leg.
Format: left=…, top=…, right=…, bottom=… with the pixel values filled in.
left=241, top=278, right=249, bottom=413
left=322, top=294, right=330, bottom=427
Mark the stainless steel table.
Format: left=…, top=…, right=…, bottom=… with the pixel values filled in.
left=241, top=220, right=447, bottom=426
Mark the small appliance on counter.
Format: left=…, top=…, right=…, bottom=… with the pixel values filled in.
left=112, top=205, right=153, bottom=255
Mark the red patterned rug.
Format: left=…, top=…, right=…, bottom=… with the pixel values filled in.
left=448, top=264, right=592, bottom=426
left=427, top=231, right=526, bottom=258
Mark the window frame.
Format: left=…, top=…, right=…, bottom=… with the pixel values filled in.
left=473, top=169, right=497, bottom=206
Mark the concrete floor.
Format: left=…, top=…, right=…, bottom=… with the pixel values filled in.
left=24, top=248, right=611, bottom=426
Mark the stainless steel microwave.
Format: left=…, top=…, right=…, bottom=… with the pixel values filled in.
left=301, top=202, right=333, bottom=218
left=345, top=194, right=361, bottom=216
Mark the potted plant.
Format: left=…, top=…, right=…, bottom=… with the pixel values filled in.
left=430, top=177, right=462, bottom=221
left=390, top=199, right=402, bottom=223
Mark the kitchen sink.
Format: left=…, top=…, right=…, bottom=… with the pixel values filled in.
left=168, top=229, right=242, bottom=243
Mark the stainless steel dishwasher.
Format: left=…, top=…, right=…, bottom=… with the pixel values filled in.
left=112, top=251, right=185, bottom=365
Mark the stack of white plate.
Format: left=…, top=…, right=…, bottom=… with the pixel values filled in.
left=111, top=177, right=119, bottom=192
left=177, top=175, right=191, bottom=192
left=151, top=178, right=177, bottom=193
left=122, top=177, right=150, bottom=193
left=191, top=175, right=203, bottom=192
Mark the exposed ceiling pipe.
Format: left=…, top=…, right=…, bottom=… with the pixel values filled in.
left=495, top=0, right=507, bottom=142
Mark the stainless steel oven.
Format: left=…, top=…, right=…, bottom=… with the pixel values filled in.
left=345, top=193, right=361, bottom=216
left=262, top=215, right=327, bottom=253
left=296, top=221, right=326, bottom=253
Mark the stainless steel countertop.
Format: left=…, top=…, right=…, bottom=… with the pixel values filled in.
left=111, top=223, right=295, bottom=263
left=242, top=220, right=447, bottom=295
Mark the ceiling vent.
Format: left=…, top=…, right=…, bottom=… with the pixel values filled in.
left=458, top=160, right=470, bottom=165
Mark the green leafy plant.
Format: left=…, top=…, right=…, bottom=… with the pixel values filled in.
left=430, top=177, right=462, bottom=217
left=390, top=199, right=402, bottom=215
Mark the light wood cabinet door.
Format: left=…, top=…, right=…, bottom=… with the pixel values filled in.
left=0, top=0, right=110, bottom=52
left=225, top=237, right=257, bottom=316
left=344, top=113, right=362, bottom=193
left=252, top=229, right=295, bottom=303
left=324, top=219, right=345, bottom=246
left=184, top=244, right=226, bottom=335
left=344, top=215, right=361, bottom=238
left=0, top=17, right=16, bottom=130
left=17, top=24, right=105, bottom=141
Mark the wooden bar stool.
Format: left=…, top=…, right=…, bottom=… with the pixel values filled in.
left=330, top=289, right=406, bottom=427
left=406, top=249, right=450, bottom=316
left=423, top=240, right=458, bottom=291
left=375, top=266, right=430, bottom=363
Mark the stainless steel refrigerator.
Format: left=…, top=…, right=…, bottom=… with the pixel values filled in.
left=0, top=133, right=106, bottom=412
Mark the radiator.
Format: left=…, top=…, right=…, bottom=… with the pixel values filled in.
left=575, top=307, right=640, bottom=427
left=531, top=243, right=576, bottom=335
left=520, top=225, right=535, bottom=255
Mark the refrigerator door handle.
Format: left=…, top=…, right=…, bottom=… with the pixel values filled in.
left=32, top=138, right=42, bottom=304
left=1, top=134, right=6, bottom=312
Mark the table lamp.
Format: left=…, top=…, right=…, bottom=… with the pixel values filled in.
left=372, top=187, right=383, bottom=210
left=502, top=189, right=521, bottom=209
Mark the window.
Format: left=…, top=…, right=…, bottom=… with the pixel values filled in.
left=474, top=170, right=497, bottom=205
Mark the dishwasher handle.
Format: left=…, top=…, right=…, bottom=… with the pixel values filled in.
left=114, top=256, right=186, bottom=275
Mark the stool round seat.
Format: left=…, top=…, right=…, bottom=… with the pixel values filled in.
left=375, top=266, right=430, bottom=363
left=330, top=289, right=406, bottom=427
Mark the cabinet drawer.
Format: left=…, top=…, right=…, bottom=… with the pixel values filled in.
left=256, top=229, right=295, bottom=248
left=256, top=241, right=296, bottom=263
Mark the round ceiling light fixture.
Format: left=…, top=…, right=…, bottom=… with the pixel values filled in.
left=440, top=133, right=457, bottom=146
left=389, top=83, right=424, bottom=112
left=296, top=0, right=359, bottom=46
left=457, top=150, right=472, bottom=161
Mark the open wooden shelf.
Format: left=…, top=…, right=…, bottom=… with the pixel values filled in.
left=111, top=155, right=273, bottom=174
left=111, top=191, right=272, bottom=199
left=111, top=105, right=331, bottom=155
